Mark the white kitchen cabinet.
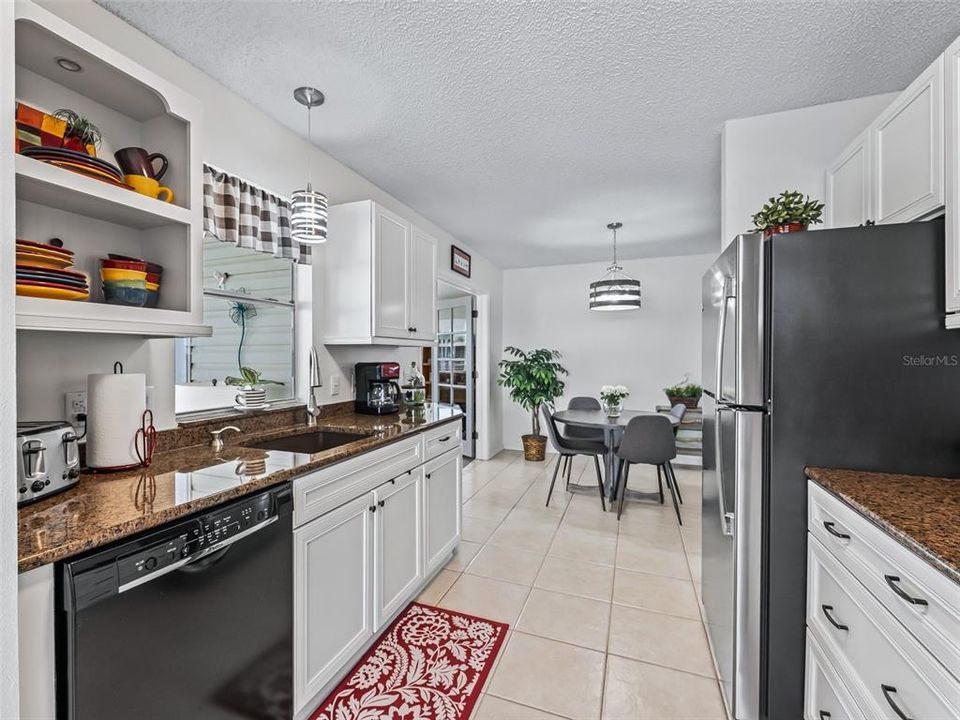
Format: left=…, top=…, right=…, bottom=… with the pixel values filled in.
left=825, top=130, right=872, bottom=229
left=324, top=200, right=437, bottom=346
left=423, top=448, right=462, bottom=576
left=374, top=470, right=423, bottom=626
left=294, top=491, right=375, bottom=712
left=944, top=35, right=960, bottom=315
left=872, top=55, right=944, bottom=225
left=18, top=565, right=57, bottom=720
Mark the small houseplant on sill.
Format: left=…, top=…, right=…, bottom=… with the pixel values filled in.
left=600, top=385, right=629, bottom=418
left=664, top=380, right=702, bottom=409
left=497, top=346, right=567, bottom=461
left=751, top=190, right=824, bottom=237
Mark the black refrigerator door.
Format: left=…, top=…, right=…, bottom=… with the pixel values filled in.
left=763, top=217, right=960, bottom=719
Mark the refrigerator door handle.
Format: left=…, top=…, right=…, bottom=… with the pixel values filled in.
left=714, top=404, right=734, bottom=537
left=715, top=275, right=734, bottom=404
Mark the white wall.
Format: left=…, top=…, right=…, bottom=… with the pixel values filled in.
left=0, top=1, right=20, bottom=714
left=500, top=253, right=712, bottom=450
left=15, top=1, right=502, bottom=442
left=721, top=93, right=897, bottom=247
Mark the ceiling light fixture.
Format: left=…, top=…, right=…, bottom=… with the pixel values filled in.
left=589, top=222, right=641, bottom=311
left=55, top=57, right=82, bottom=72
left=290, top=86, right=328, bottom=244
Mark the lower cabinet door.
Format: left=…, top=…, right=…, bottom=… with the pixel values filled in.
left=423, top=448, right=462, bottom=576
left=294, top=492, right=375, bottom=713
left=375, top=470, right=423, bottom=627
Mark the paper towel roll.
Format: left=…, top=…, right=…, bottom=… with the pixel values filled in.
left=86, top=372, right=146, bottom=469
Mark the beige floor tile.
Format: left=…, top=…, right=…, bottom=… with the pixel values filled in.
left=477, top=629, right=512, bottom=694
left=618, top=520, right=683, bottom=549
left=462, top=515, right=503, bottom=544
left=474, top=695, right=566, bottom=720
left=613, top=569, right=700, bottom=619
left=516, top=589, right=610, bottom=651
left=462, top=496, right=515, bottom=522
left=602, top=655, right=726, bottom=720
left=615, top=544, right=691, bottom=580
left=504, top=505, right=564, bottom=532
left=517, top=479, right=571, bottom=511
left=687, top=553, right=703, bottom=586
left=608, top=605, right=716, bottom=677
left=439, top=573, right=530, bottom=625
left=466, top=544, right=545, bottom=586
left=560, top=509, right=619, bottom=538
left=534, top=556, right=615, bottom=602
left=417, top=568, right=460, bottom=605
left=488, top=632, right=605, bottom=720
left=446, top=540, right=483, bottom=571
left=488, top=521, right=557, bottom=554
left=549, top=527, right=617, bottom=566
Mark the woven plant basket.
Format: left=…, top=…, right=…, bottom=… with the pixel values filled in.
left=667, top=394, right=701, bottom=409
left=521, top=434, right=547, bottom=462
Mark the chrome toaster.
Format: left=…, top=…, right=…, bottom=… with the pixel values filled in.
left=17, top=421, right=81, bottom=506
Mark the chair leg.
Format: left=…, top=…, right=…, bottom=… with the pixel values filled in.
left=664, top=462, right=683, bottom=526
left=656, top=465, right=665, bottom=504
left=617, top=462, right=631, bottom=520
left=565, top=454, right=573, bottom=489
left=672, top=467, right=684, bottom=505
left=562, top=455, right=570, bottom=490
left=593, top=455, right=606, bottom=512
left=546, top=454, right=563, bottom=506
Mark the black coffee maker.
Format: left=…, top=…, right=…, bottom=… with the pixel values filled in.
left=354, top=362, right=402, bottom=415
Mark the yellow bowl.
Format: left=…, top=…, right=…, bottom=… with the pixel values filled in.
left=100, top=267, right=147, bottom=283
left=145, top=281, right=160, bottom=292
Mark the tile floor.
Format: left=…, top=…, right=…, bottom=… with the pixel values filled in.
left=418, top=450, right=726, bottom=720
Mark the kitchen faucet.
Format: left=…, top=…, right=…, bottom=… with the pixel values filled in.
left=306, top=346, right=323, bottom=426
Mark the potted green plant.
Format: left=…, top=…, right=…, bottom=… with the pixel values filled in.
left=497, top=346, right=568, bottom=461
left=664, top=380, right=702, bottom=409
left=224, top=366, right=285, bottom=388
left=53, top=109, right=102, bottom=156
left=751, top=190, right=824, bottom=237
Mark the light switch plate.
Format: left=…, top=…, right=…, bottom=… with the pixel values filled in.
left=330, top=374, right=340, bottom=396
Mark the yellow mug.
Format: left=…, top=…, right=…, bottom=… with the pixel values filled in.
left=124, top=174, right=174, bottom=203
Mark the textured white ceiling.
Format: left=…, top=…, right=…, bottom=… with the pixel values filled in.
left=97, top=0, right=960, bottom=268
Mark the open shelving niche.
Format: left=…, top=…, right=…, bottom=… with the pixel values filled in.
left=12, top=0, right=210, bottom=337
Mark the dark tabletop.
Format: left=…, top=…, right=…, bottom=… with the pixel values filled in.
left=553, top=409, right=679, bottom=429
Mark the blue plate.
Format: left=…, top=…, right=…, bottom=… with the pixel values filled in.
left=16, top=271, right=87, bottom=288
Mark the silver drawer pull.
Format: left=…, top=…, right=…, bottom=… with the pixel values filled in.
left=881, top=684, right=913, bottom=720
left=823, top=521, right=850, bottom=540
left=821, top=604, right=849, bottom=631
left=438, top=435, right=451, bottom=442
left=884, top=575, right=928, bottom=607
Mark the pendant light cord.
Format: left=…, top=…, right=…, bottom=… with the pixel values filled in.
left=306, top=104, right=313, bottom=191
left=611, top=225, right=618, bottom=268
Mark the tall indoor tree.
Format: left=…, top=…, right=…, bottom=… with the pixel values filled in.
left=497, top=346, right=568, bottom=461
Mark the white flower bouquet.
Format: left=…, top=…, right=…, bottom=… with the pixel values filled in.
left=600, top=385, right=630, bottom=404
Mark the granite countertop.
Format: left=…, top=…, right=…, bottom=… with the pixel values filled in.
left=18, top=404, right=462, bottom=573
left=806, top=467, right=960, bottom=585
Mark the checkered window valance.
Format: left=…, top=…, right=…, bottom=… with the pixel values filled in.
left=202, top=164, right=312, bottom=265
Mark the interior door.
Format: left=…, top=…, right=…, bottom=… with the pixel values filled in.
left=434, top=295, right=475, bottom=457
left=373, top=206, right=410, bottom=339
left=374, top=471, right=423, bottom=627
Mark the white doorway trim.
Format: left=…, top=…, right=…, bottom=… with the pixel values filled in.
left=437, top=278, right=493, bottom=460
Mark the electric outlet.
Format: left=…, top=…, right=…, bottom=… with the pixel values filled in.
left=64, top=391, right=87, bottom=425
left=330, top=374, right=341, bottom=396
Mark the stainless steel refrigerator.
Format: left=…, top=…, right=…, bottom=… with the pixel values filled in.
left=700, top=218, right=960, bottom=720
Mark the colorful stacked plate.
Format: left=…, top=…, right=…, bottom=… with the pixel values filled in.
left=19, top=146, right=128, bottom=188
left=16, top=239, right=88, bottom=300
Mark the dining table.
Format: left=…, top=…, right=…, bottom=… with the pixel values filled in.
left=551, top=408, right=680, bottom=502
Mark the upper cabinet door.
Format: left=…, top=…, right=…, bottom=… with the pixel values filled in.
left=872, top=56, right=945, bottom=225
left=825, top=130, right=872, bottom=229
left=373, top=205, right=411, bottom=339
left=945, top=37, right=960, bottom=315
left=409, top=228, right=438, bottom=341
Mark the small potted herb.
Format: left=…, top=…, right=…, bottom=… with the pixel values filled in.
left=53, top=109, right=102, bottom=156
left=751, top=190, right=824, bottom=237
left=664, top=381, right=702, bottom=409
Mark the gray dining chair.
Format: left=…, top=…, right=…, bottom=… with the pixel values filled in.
left=659, top=403, right=687, bottom=504
left=541, top=405, right=606, bottom=511
left=559, top=396, right=606, bottom=483
left=614, top=415, right=682, bottom=524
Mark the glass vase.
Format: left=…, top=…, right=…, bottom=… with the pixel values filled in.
left=602, top=399, right=622, bottom=418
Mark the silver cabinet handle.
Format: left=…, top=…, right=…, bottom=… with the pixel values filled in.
left=881, top=685, right=913, bottom=720
left=821, top=604, right=849, bottom=631
left=823, top=521, right=850, bottom=540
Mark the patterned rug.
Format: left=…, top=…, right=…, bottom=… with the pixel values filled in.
left=310, top=603, right=508, bottom=720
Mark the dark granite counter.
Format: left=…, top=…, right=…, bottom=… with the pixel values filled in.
left=806, top=467, right=960, bottom=585
left=18, top=404, right=462, bottom=573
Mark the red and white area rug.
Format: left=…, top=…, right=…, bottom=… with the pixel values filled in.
left=310, top=603, right=509, bottom=720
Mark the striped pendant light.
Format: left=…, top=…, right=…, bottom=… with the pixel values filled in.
left=291, top=86, right=328, bottom=244
left=589, top=222, right=642, bottom=311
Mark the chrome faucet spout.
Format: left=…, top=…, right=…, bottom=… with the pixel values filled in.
left=307, top=346, right=322, bottom=426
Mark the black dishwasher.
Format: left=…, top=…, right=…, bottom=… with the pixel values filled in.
left=58, top=483, right=293, bottom=720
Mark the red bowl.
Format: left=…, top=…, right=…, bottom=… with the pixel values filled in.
left=146, top=272, right=161, bottom=285
left=101, top=258, right=147, bottom=272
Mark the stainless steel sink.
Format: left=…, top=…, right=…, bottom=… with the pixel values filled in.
left=243, top=430, right=368, bottom=454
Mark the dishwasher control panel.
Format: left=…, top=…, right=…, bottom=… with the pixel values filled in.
left=116, top=491, right=276, bottom=589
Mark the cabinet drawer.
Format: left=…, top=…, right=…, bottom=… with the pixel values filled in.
left=807, top=537, right=960, bottom=719
left=294, top=436, right=422, bottom=528
left=809, top=482, right=960, bottom=679
left=805, top=630, right=866, bottom=720
left=422, top=420, right=461, bottom=461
